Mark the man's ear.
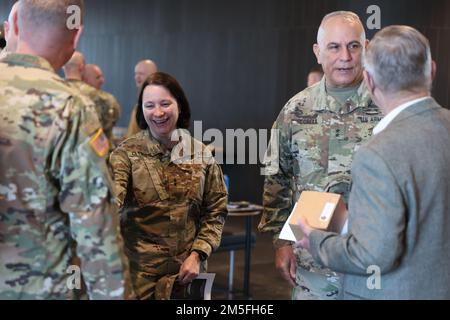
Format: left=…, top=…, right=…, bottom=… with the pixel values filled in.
left=431, top=60, right=437, bottom=82
left=364, top=39, right=369, bottom=49
left=363, top=70, right=375, bottom=96
left=313, top=43, right=321, bottom=64
left=12, top=10, right=19, bottom=36
left=4, top=21, right=10, bottom=37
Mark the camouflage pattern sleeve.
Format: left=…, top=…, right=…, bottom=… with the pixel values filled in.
left=52, top=97, right=128, bottom=299
left=99, top=91, right=121, bottom=145
left=191, top=162, right=228, bottom=258
left=108, top=147, right=131, bottom=209
left=258, top=108, right=295, bottom=246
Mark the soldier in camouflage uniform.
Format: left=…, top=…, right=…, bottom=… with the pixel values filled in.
left=96, top=89, right=121, bottom=146
left=110, top=72, right=228, bottom=300
left=64, top=53, right=119, bottom=147
left=258, top=11, right=382, bottom=300
left=0, top=0, right=130, bottom=300
left=83, top=64, right=122, bottom=146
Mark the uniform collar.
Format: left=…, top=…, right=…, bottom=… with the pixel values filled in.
left=142, top=129, right=211, bottom=164
left=312, top=77, right=373, bottom=114
left=142, top=130, right=167, bottom=157
left=1, top=53, right=55, bottom=73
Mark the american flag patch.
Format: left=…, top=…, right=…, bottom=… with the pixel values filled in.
left=89, top=128, right=109, bottom=157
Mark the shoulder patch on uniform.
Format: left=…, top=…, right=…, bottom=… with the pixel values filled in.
left=89, top=128, right=109, bottom=157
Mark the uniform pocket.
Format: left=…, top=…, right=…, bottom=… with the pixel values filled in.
left=187, top=164, right=206, bottom=203
left=169, top=164, right=205, bottom=204
left=291, top=122, right=328, bottom=180
left=131, top=157, right=161, bottom=207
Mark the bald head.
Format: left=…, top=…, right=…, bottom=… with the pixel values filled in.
left=313, top=11, right=367, bottom=88
left=63, top=51, right=85, bottom=80
left=3, top=1, right=19, bottom=52
left=83, top=64, right=105, bottom=90
left=307, top=69, right=324, bottom=87
left=17, top=0, right=85, bottom=70
left=317, top=11, right=366, bottom=49
left=66, top=51, right=85, bottom=66
left=134, top=59, right=158, bottom=88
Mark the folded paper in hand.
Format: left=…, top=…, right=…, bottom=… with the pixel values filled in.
left=171, top=273, right=215, bottom=300
left=279, top=191, right=348, bottom=242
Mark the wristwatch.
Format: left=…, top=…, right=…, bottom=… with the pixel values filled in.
left=193, top=249, right=207, bottom=262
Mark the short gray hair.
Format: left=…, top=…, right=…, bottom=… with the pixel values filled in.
left=19, top=0, right=84, bottom=33
left=317, top=11, right=366, bottom=47
left=364, top=25, right=432, bottom=94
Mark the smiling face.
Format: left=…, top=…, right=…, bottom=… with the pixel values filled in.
left=142, top=84, right=180, bottom=142
left=314, top=16, right=366, bottom=88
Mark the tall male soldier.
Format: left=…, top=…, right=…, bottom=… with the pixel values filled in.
left=259, top=11, right=381, bottom=299
left=0, top=0, right=130, bottom=299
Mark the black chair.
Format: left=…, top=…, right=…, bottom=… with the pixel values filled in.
left=216, top=231, right=256, bottom=298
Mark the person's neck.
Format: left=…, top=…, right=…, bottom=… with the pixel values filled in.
left=4, top=42, right=17, bottom=53
left=325, top=80, right=362, bottom=106
left=16, top=42, right=59, bottom=71
left=326, top=82, right=361, bottom=93
left=380, top=91, right=430, bottom=116
left=150, top=130, right=178, bottom=150
left=325, top=75, right=363, bottom=90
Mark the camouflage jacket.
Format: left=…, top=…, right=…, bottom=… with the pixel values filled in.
left=99, top=90, right=121, bottom=144
left=66, top=80, right=120, bottom=144
left=259, top=78, right=382, bottom=244
left=0, top=54, right=129, bottom=299
left=110, top=130, right=228, bottom=275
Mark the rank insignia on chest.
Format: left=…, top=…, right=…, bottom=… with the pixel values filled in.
left=365, top=106, right=381, bottom=116
left=295, top=115, right=318, bottom=125
left=339, top=100, right=358, bottom=115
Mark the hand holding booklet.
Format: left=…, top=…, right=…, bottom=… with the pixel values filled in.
left=171, top=273, right=216, bottom=300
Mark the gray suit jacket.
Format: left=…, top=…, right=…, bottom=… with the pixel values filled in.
left=310, top=98, right=450, bottom=299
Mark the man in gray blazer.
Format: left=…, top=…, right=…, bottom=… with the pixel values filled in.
left=298, top=25, right=450, bottom=299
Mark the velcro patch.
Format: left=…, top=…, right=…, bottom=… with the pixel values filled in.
left=89, top=128, right=109, bottom=157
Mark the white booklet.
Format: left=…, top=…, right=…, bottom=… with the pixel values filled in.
left=278, top=202, right=349, bottom=242
left=278, top=202, right=298, bottom=242
left=171, top=273, right=216, bottom=300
